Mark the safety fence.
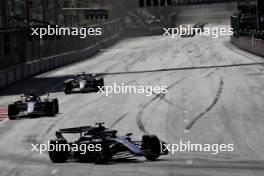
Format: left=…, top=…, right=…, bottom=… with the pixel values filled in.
left=231, top=36, right=264, bottom=57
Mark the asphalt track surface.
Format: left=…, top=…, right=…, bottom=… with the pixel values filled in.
left=1, top=27, right=264, bottom=176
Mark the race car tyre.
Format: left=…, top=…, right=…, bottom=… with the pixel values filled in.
left=96, top=79, right=104, bottom=91
left=142, top=135, right=161, bottom=161
left=8, top=104, right=18, bottom=120
left=91, top=142, right=110, bottom=164
left=91, top=150, right=106, bottom=164
left=99, top=79, right=104, bottom=87
left=49, top=139, right=70, bottom=163
left=76, top=150, right=93, bottom=163
left=47, top=102, right=56, bottom=117
left=53, top=98, right=59, bottom=114
left=64, top=83, right=72, bottom=94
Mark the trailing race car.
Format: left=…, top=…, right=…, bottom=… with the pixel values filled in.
left=49, top=123, right=168, bottom=164
left=8, top=92, right=59, bottom=120
left=64, top=73, right=104, bottom=94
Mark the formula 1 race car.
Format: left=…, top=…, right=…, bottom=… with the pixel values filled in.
left=8, top=92, right=59, bottom=120
left=181, top=23, right=206, bottom=37
left=49, top=123, right=168, bottom=164
left=193, top=22, right=207, bottom=33
left=64, top=73, right=104, bottom=94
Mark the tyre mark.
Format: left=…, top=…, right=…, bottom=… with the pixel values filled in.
left=137, top=94, right=165, bottom=134
left=137, top=78, right=186, bottom=134
left=204, top=71, right=215, bottom=78
left=78, top=95, right=106, bottom=110
left=186, top=77, right=224, bottom=130
left=109, top=112, right=129, bottom=129
left=151, top=93, right=177, bottom=107
left=43, top=122, right=57, bottom=136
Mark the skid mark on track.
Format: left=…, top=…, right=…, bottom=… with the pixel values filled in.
left=24, top=134, right=38, bottom=144
left=186, top=77, right=224, bottom=130
left=109, top=112, right=129, bottom=129
left=204, top=71, right=215, bottom=78
left=43, top=122, right=57, bottom=136
left=104, top=61, right=121, bottom=73
left=151, top=77, right=186, bottom=107
left=78, top=95, right=106, bottom=110
left=137, top=78, right=186, bottom=134
left=51, top=168, right=59, bottom=175
left=151, top=92, right=178, bottom=107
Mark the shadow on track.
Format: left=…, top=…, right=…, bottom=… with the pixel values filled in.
left=1, top=61, right=263, bottom=96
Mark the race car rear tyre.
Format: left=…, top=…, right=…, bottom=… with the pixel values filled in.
left=76, top=151, right=93, bottom=163
left=96, top=79, right=104, bottom=91
left=91, top=142, right=110, bottom=164
left=91, top=151, right=106, bottom=164
left=49, top=139, right=70, bottom=163
left=98, top=79, right=104, bottom=87
left=8, top=104, right=18, bottom=120
left=142, top=135, right=161, bottom=161
left=53, top=99, right=59, bottom=114
left=64, top=83, right=72, bottom=94
left=47, top=102, right=56, bottom=117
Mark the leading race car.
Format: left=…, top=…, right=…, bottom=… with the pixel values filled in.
left=49, top=123, right=168, bottom=164
left=193, top=22, right=207, bottom=33
left=181, top=23, right=206, bottom=37
left=8, top=92, right=59, bottom=120
left=64, top=73, right=104, bottom=94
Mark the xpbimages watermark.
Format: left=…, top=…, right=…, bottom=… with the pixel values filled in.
left=163, top=25, right=233, bottom=38
left=163, top=141, right=234, bottom=155
left=31, top=141, right=102, bottom=154
left=97, top=83, right=168, bottom=96
left=30, top=25, right=102, bottom=39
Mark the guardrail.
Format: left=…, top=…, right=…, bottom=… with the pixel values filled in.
left=0, top=19, right=123, bottom=89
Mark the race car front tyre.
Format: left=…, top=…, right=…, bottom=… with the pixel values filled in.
left=47, top=102, right=56, bottom=117
left=76, top=151, right=93, bottom=163
left=53, top=98, right=59, bottom=114
left=96, top=79, right=104, bottom=91
left=8, top=104, right=18, bottom=120
left=64, top=83, right=72, bottom=94
left=98, top=79, right=104, bottom=87
left=142, top=135, right=161, bottom=161
left=91, top=142, right=110, bottom=164
left=49, top=139, right=70, bottom=163
left=91, top=150, right=106, bottom=164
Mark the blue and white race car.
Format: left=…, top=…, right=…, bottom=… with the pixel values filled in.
left=8, top=92, right=59, bottom=120
left=49, top=123, right=168, bottom=164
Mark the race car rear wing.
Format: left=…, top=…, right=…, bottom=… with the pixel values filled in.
left=55, top=123, right=108, bottom=139
left=56, top=126, right=94, bottom=134
left=21, top=91, right=50, bottom=97
left=55, top=126, right=94, bottom=139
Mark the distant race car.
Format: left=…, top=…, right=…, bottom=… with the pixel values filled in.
left=8, top=92, right=59, bottom=120
left=181, top=25, right=196, bottom=38
left=64, top=73, right=104, bottom=94
left=193, top=22, right=207, bottom=33
left=49, top=123, right=168, bottom=164
left=181, top=22, right=206, bottom=37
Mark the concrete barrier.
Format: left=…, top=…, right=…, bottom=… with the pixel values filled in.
left=0, top=19, right=123, bottom=89
left=0, top=73, right=6, bottom=88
